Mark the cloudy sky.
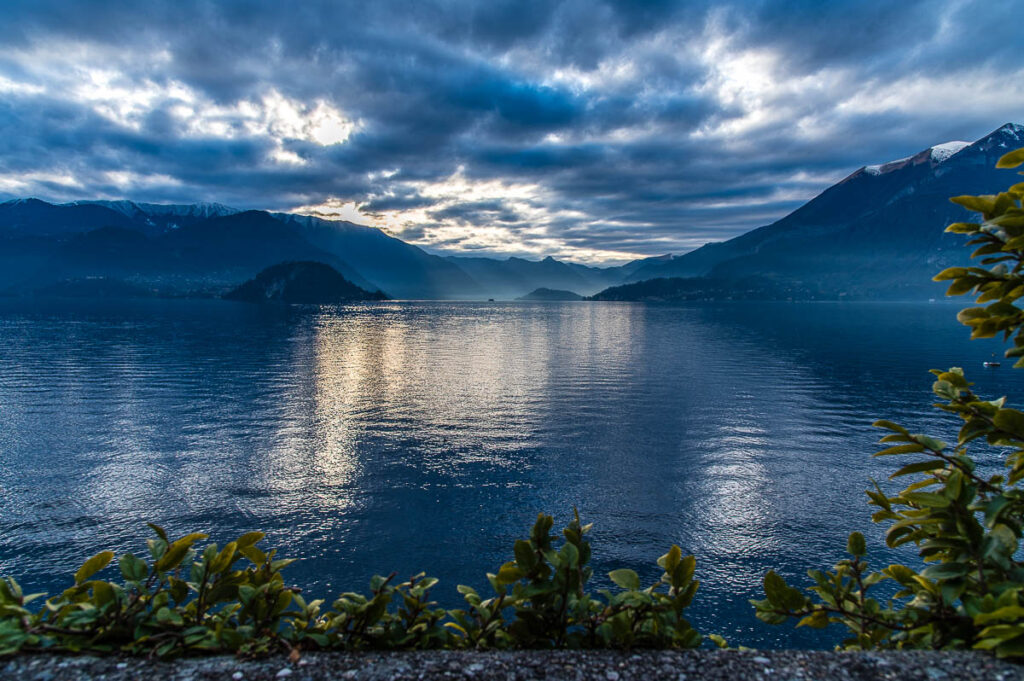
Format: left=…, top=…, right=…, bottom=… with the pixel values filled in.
left=1, top=0, right=1022, bottom=263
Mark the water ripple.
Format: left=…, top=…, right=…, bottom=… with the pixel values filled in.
left=0, top=299, right=1020, bottom=648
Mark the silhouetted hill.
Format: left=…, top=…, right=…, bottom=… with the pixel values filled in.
left=517, top=287, right=583, bottom=301
left=223, top=261, right=388, bottom=304
left=588, top=276, right=824, bottom=302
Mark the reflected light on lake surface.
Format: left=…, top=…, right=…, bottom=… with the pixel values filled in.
left=698, top=422, right=775, bottom=559
left=2, top=299, right=1023, bottom=648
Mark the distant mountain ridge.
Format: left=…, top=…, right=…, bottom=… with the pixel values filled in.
left=0, top=197, right=629, bottom=299
left=446, top=255, right=622, bottom=299
left=71, top=200, right=241, bottom=220
left=2, top=122, right=1021, bottom=301
left=614, top=122, right=1024, bottom=299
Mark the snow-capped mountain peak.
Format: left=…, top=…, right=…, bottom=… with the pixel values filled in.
left=998, top=122, right=1024, bottom=139
left=152, top=201, right=241, bottom=219
left=862, top=140, right=970, bottom=176
left=66, top=200, right=241, bottom=219
left=863, top=156, right=910, bottom=176
left=929, top=140, right=970, bottom=163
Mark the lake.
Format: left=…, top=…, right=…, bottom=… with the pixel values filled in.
left=0, top=299, right=1020, bottom=648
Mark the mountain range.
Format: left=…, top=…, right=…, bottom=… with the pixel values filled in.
left=0, top=198, right=625, bottom=299
left=1, top=122, right=1020, bottom=301
left=615, top=122, right=1024, bottom=299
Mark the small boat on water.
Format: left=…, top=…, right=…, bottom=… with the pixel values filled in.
left=984, top=361, right=1001, bottom=367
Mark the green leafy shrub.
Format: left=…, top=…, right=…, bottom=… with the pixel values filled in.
left=447, top=511, right=702, bottom=649
left=0, top=513, right=704, bottom=657
left=753, top=145, right=1024, bottom=657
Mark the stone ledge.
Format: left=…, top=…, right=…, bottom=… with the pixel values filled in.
left=5, top=649, right=1023, bottom=681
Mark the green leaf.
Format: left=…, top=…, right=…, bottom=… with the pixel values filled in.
left=238, top=585, right=256, bottom=604
left=991, top=524, right=1018, bottom=554
left=985, top=496, right=1011, bottom=526
left=873, top=420, right=910, bottom=435
left=513, top=540, right=536, bottom=570
left=763, top=571, right=806, bottom=611
left=920, top=562, right=969, bottom=580
left=890, top=460, right=947, bottom=478
left=147, top=523, right=169, bottom=542
left=608, top=569, right=641, bottom=591
left=945, top=223, right=980, bottom=235
left=874, top=443, right=925, bottom=456
left=210, top=542, right=238, bottom=573
left=75, top=551, right=114, bottom=585
left=495, top=564, right=525, bottom=585
left=846, top=532, right=866, bottom=557
left=658, top=545, right=682, bottom=573
left=156, top=533, right=208, bottom=572
left=672, top=555, right=696, bottom=588
left=235, top=532, right=264, bottom=549
left=883, top=564, right=918, bottom=585
left=914, top=435, right=948, bottom=452
left=993, top=409, right=1024, bottom=438
left=952, top=194, right=997, bottom=214
left=559, top=541, right=579, bottom=568
left=119, top=553, right=149, bottom=582
left=997, top=148, right=1024, bottom=169
left=976, top=606, right=1024, bottom=625
left=796, top=610, right=829, bottom=629
left=901, top=492, right=951, bottom=508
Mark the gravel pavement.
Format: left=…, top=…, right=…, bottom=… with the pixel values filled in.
left=4, top=650, right=1024, bottom=681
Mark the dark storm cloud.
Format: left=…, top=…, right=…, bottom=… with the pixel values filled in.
left=0, top=0, right=1021, bottom=262
left=429, top=200, right=522, bottom=224
left=361, top=192, right=436, bottom=214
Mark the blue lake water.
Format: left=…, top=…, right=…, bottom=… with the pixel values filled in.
left=1, top=299, right=1021, bottom=648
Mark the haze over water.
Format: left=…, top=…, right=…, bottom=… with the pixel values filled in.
left=1, top=299, right=1021, bottom=647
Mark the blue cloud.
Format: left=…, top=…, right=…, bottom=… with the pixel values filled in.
left=0, top=0, right=1021, bottom=261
